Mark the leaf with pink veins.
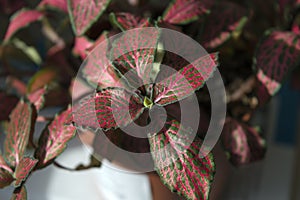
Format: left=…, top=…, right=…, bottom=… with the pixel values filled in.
left=149, top=119, right=215, bottom=200
left=4, top=100, right=35, bottom=168
left=73, top=88, right=144, bottom=130
left=14, top=157, right=38, bottom=187
left=162, top=0, right=210, bottom=25
left=35, top=106, right=76, bottom=168
left=255, top=30, right=300, bottom=105
left=67, top=0, right=112, bottom=35
left=109, top=12, right=150, bottom=31
left=153, top=53, right=219, bottom=105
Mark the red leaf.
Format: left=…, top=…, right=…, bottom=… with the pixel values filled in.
left=221, top=118, right=266, bottom=166
left=35, top=106, right=76, bottom=168
left=200, top=2, right=248, bottom=49
left=4, top=9, right=44, bottom=42
left=27, top=87, right=47, bottom=111
left=73, top=88, right=144, bottom=129
left=73, top=36, right=94, bottom=59
left=38, top=0, right=68, bottom=12
left=149, top=119, right=215, bottom=200
left=14, top=157, right=38, bottom=187
left=4, top=100, right=35, bottom=167
left=109, top=12, right=150, bottom=31
left=0, top=91, right=19, bottom=121
left=255, top=31, right=300, bottom=105
left=153, top=53, right=218, bottom=105
left=111, top=28, right=160, bottom=88
left=11, top=185, right=27, bottom=200
left=67, top=0, right=112, bottom=35
left=162, top=0, right=210, bottom=25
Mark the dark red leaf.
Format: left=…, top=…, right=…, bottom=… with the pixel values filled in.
left=200, top=2, right=248, bottom=49
left=67, top=0, right=112, bottom=35
left=73, top=88, right=144, bottom=129
left=162, top=0, right=210, bottom=25
left=38, top=0, right=68, bottom=12
left=27, top=68, right=57, bottom=93
left=149, top=119, right=215, bottom=200
left=4, top=100, right=35, bottom=167
left=221, top=118, right=266, bottom=166
left=14, top=157, right=38, bottom=187
left=0, top=91, right=19, bottom=121
left=255, top=31, right=300, bottom=105
left=153, top=53, right=218, bottom=105
left=109, top=12, right=150, bottom=31
left=11, top=185, right=27, bottom=200
left=35, top=106, right=76, bottom=168
left=4, top=9, right=44, bottom=42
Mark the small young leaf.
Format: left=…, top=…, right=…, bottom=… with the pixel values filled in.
left=221, top=118, right=266, bottom=166
left=162, top=0, right=210, bottom=25
left=199, top=2, right=248, bottom=49
left=0, top=169, right=14, bottom=189
left=73, top=88, right=144, bottom=129
left=153, top=53, right=218, bottom=105
left=14, top=157, right=38, bottom=187
left=255, top=31, right=300, bottom=105
left=149, top=119, right=215, bottom=200
left=4, top=9, right=44, bottom=42
left=67, top=0, right=112, bottom=35
left=11, top=185, right=27, bottom=200
left=110, top=28, right=160, bottom=87
left=35, top=106, right=76, bottom=168
left=0, top=91, right=19, bottom=121
left=73, top=36, right=94, bottom=59
left=27, top=87, right=47, bottom=111
left=4, top=100, right=35, bottom=167
left=38, top=0, right=68, bottom=12
left=109, top=12, right=150, bottom=31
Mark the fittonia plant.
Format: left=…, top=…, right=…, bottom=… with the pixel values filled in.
left=0, top=0, right=300, bottom=199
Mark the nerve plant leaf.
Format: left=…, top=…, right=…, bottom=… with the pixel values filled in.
left=14, top=157, right=38, bottom=187
left=255, top=30, right=300, bottom=105
left=162, top=0, right=210, bottom=25
left=153, top=53, right=218, bottom=105
left=67, top=0, right=112, bottom=35
left=110, top=28, right=160, bottom=87
left=200, top=2, right=248, bottom=49
left=4, top=100, right=35, bottom=167
left=109, top=12, right=150, bottom=31
left=35, top=106, right=76, bottom=168
left=149, top=119, right=215, bottom=200
left=4, top=9, right=44, bottom=42
left=11, top=185, right=27, bottom=200
left=73, top=88, right=144, bottom=129
left=38, top=0, right=68, bottom=12
left=221, top=118, right=266, bottom=166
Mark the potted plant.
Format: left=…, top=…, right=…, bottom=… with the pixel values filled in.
left=0, top=0, right=299, bottom=199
